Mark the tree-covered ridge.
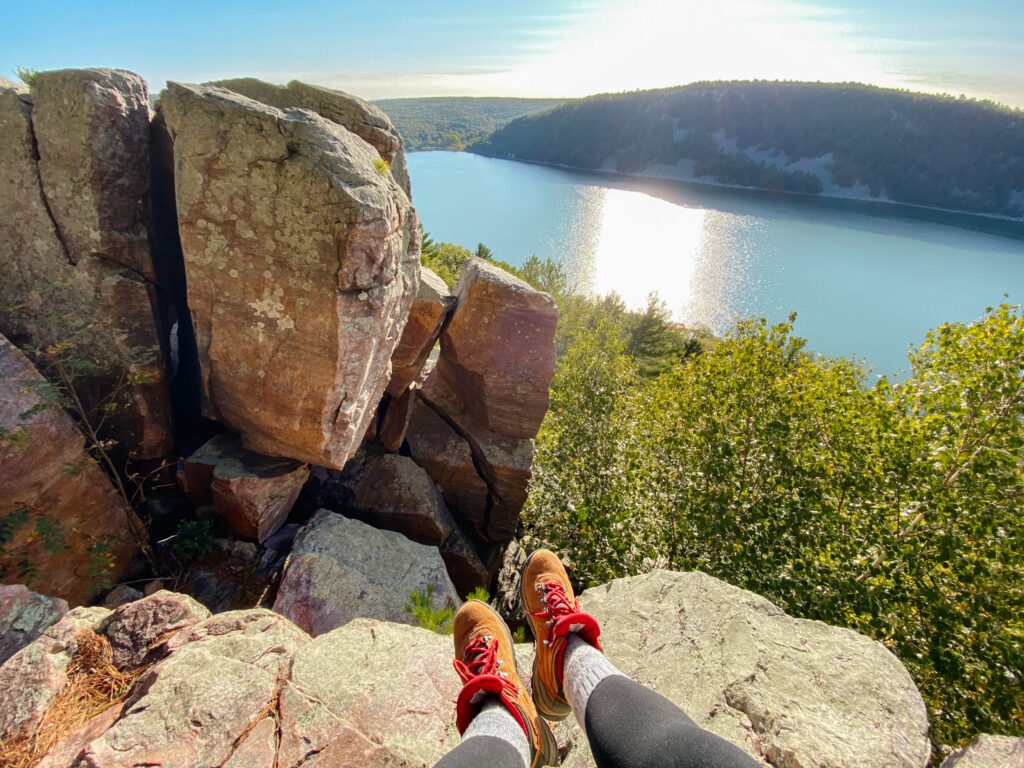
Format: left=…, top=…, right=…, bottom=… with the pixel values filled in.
left=374, top=97, right=563, bottom=150
left=471, top=82, right=1024, bottom=218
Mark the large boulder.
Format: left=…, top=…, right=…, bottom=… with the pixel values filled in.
left=273, top=510, right=460, bottom=636
left=160, top=82, right=419, bottom=468
left=0, top=585, right=68, bottom=665
left=209, top=77, right=411, bottom=194
left=437, top=258, right=556, bottom=439
left=554, top=570, right=932, bottom=768
left=178, top=431, right=309, bottom=542
left=387, top=266, right=454, bottom=395
left=0, top=71, right=171, bottom=461
left=941, top=735, right=1023, bottom=767
left=100, top=590, right=211, bottom=670
left=0, top=335, right=141, bottom=605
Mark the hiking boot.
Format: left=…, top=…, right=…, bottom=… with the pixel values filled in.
left=452, top=600, right=557, bottom=768
left=520, top=549, right=602, bottom=721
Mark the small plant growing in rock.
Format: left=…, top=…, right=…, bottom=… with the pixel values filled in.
left=512, top=626, right=527, bottom=644
left=15, top=66, right=38, bottom=87
left=465, top=586, right=490, bottom=602
left=373, top=157, right=391, bottom=175
left=404, top=584, right=454, bottom=634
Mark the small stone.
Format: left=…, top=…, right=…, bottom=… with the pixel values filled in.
left=101, top=589, right=211, bottom=670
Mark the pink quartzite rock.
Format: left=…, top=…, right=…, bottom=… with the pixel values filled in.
left=351, top=454, right=456, bottom=546
left=100, top=589, right=211, bottom=670
left=0, top=335, right=140, bottom=605
left=941, top=735, right=1024, bottom=768
left=438, top=258, right=557, bottom=440
left=440, top=528, right=490, bottom=594
left=160, top=82, right=419, bottom=468
left=387, top=266, right=454, bottom=396
left=179, top=432, right=309, bottom=542
left=0, top=71, right=171, bottom=460
left=0, top=585, right=68, bottom=665
left=377, top=386, right=417, bottom=451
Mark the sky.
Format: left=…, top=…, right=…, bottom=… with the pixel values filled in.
left=2, top=0, right=1022, bottom=107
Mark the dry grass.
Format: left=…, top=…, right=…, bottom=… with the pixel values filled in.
left=0, top=630, right=146, bottom=768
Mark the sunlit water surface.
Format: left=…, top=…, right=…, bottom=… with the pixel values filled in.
left=407, top=152, right=1024, bottom=377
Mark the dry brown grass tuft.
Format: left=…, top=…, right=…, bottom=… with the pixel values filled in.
left=0, top=630, right=147, bottom=768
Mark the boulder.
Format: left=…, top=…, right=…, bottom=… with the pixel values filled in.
left=0, top=335, right=141, bottom=605
left=0, top=71, right=171, bottom=461
left=100, top=584, right=143, bottom=608
left=277, top=619, right=461, bottom=766
left=377, top=385, right=417, bottom=451
left=941, top=735, right=1024, bottom=767
left=100, top=589, right=211, bottom=670
left=159, top=82, right=419, bottom=468
left=178, top=431, right=309, bottom=542
left=79, top=610, right=308, bottom=768
left=438, top=258, right=557, bottom=439
left=0, top=584, right=68, bottom=665
left=209, top=77, right=411, bottom=194
left=553, top=570, right=932, bottom=768
left=0, top=606, right=109, bottom=740
left=273, top=510, right=460, bottom=636
left=387, top=266, right=454, bottom=395
left=493, top=537, right=530, bottom=627
left=351, top=454, right=457, bottom=545
left=440, top=528, right=490, bottom=594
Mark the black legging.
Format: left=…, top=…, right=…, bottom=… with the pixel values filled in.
left=436, top=675, right=760, bottom=767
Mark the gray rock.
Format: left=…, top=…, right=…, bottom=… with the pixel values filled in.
left=0, top=584, right=68, bottom=665
left=554, top=570, right=932, bottom=768
left=941, top=735, right=1024, bottom=767
left=273, top=510, right=460, bottom=636
left=100, top=589, right=211, bottom=669
left=100, top=584, right=143, bottom=608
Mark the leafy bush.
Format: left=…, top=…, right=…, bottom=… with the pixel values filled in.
left=405, top=584, right=455, bottom=634
left=465, top=586, right=490, bottom=603
left=372, top=157, right=390, bottom=175
left=526, top=303, right=1024, bottom=754
left=15, top=66, right=38, bottom=87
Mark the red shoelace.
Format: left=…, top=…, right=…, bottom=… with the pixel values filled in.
left=530, top=581, right=577, bottom=627
left=453, top=635, right=518, bottom=695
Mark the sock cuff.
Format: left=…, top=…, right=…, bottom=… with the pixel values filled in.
left=563, top=633, right=625, bottom=728
left=462, top=698, right=531, bottom=768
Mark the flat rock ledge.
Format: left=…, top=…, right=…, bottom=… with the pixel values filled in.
left=1, top=570, right=933, bottom=767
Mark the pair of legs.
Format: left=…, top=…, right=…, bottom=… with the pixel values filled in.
left=436, top=550, right=760, bottom=768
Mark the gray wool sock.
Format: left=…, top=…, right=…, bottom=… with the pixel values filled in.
left=462, top=697, right=530, bottom=768
left=563, top=632, right=626, bottom=728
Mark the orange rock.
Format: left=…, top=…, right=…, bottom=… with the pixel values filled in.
left=377, top=387, right=417, bottom=451
left=386, top=266, right=454, bottom=396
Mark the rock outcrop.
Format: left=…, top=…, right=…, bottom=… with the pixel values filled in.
left=273, top=510, right=460, bottom=636
left=0, top=585, right=68, bottom=665
left=178, top=431, right=308, bottom=542
left=553, top=570, right=932, bottom=768
left=941, top=735, right=1024, bottom=768
left=387, top=266, right=454, bottom=395
left=159, top=82, right=420, bottom=468
left=0, top=335, right=141, bottom=605
left=4, top=571, right=934, bottom=767
left=0, top=70, right=171, bottom=461
left=99, top=590, right=210, bottom=670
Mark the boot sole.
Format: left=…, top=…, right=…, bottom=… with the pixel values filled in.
left=519, top=553, right=573, bottom=723
left=464, top=599, right=559, bottom=767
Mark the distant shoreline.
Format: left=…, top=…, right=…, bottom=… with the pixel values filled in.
left=452, top=150, right=1024, bottom=240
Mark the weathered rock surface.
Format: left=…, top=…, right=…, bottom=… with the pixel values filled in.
left=0, top=584, right=68, bottom=665
left=209, top=77, right=411, bottom=194
left=80, top=610, right=308, bottom=767
left=0, top=335, right=140, bottom=605
left=941, top=735, right=1024, bottom=768
left=387, top=266, right=454, bottom=395
left=273, top=510, right=460, bottom=636
left=0, top=71, right=171, bottom=461
left=160, top=82, right=419, bottom=468
left=439, top=528, right=490, bottom=594
left=554, top=570, right=932, bottom=768
left=438, top=257, right=557, bottom=439
left=100, top=584, right=143, bottom=608
left=377, top=386, right=417, bottom=451
left=0, top=606, right=109, bottom=740
left=100, top=590, right=210, bottom=670
left=351, top=454, right=457, bottom=545
left=494, top=537, right=529, bottom=627
left=179, top=431, right=309, bottom=542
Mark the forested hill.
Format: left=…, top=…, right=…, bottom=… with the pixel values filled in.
left=374, top=96, right=563, bottom=150
left=470, top=82, right=1024, bottom=219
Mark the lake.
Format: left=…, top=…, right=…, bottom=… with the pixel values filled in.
left=406, top=151, right=1024, bottom=377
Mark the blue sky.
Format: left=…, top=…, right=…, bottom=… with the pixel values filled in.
left=2, top=0, right=1022, bottom=106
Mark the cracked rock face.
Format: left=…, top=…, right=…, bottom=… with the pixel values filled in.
left=0, top=72, right=171, bottom=460
left=553, top=570, right=932, bottom=768
left=160, top=82, right=420, bottom=468
left=0, top=585, right=68, bottom=666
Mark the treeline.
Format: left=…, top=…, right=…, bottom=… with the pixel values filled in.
left=374, top=97, right=563, bottom=151
left=471, top=82, right=1024, bottom=218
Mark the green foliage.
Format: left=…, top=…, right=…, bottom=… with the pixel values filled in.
left=0, top=507, right=30, bottom=552
left=374, top=97, right=564, bottom=151
left=171, top=518, right=214, bottom=565
left=472, top=82, right=1024, bottom=218
left=15, top=67, right=38, bottom=87
left=512, top=626, right=527, bottom=644
left=420, top=237, right=518, bottom=288
left=526, top=303, right=1024, bottom=753
left=373, top=157, right=391, bottom=175
left=86, top=540, right=119, bottom=591
left=405, top=584, right=455, bottom=634
left=466, top=586, right=491, bottom=603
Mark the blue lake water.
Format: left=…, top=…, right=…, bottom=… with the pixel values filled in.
left=407, top=151, right=1024, bottom=377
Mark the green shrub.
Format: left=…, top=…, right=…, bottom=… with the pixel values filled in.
left=15, top=67, right=38, bottom=88
left=466, top=586, right=490, bottom=602
left=405, top=584, right=455, bottom=634
left=373, top=157, right=390, bottom=175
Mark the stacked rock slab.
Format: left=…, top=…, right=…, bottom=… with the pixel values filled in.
left=0, top=70, right=171, bottom=460
left=0, top=334, right=141, bottom=605
left=386, top=266, right=454, bottom=395
left=160, top=82, right=419, bottom=468
left=178, top=431, right=309, bottom=542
